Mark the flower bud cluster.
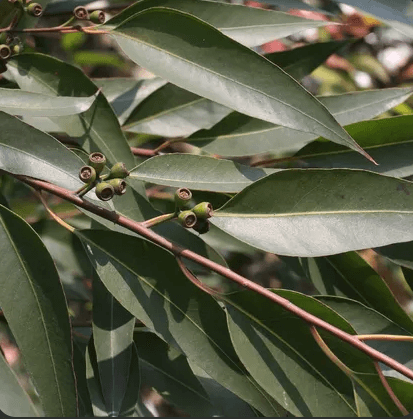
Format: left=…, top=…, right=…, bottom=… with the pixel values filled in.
left=174, top=188, right=213, bottom=234
left=77, top=152, right=130, bottom=201
left=73, top=6, right=105, bottom=23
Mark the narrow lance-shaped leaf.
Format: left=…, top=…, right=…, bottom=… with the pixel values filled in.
left=123, top=41, right=349, bottom=138
left=109, top=8, right=372, bottom=161
left=104, top=0, right=332, bottom=47
left=77, top=229, right=282, bottom=416
left=211, top=169, right=413, bottom=257
left=0, top=204, right=77, bottom=417
left=189, top=87, right=413, bottom=157
left=130, top=154, right=277, bottom=193
left=0, top=88, right=98, bottom=117
left=92, top=270, right=136, bottom=417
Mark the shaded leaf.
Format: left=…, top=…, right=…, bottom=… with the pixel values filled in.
left=375, top=240, right=413, bottom=270
left=189, top=87, right=413, bottom=156
left=0, top=351, right=41, bottom=417
left=77, top=228, right=281, bottom=416
left=73, top=342, right=94, bottom=417
left=0, top=87, right=97, bottom=117
left=211, top=169, right=413, bottom=257
left=130, top=154, right=276, bottom=192
left=0, top=204, right=77, bottom=416
left=105, top=0, right=331, bottom=47
left=110, top=8, right=369, bottom=159
left=92, top=270, right=135, bottom=416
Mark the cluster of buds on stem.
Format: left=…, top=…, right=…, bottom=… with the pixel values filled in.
left=77, top=152, right=130, bottom=201
left=174, top=188, right=213, bottom=234
left=73, top=6, right=106, bottom=23
left=0, top=33, right=23, bottom=61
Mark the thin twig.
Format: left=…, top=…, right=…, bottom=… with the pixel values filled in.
left=373, top=361, right=409, bottom=415
left=356, top=334, right=413, bottom=342
left=10, top=173, right=413, bottom=383
left=130, top=147, right=157, bottom=157
left=141, top=212, right=177, bottom=228
left=36, top=190, right=75, bottom=233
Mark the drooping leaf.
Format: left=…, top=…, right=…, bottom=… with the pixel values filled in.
left=123, top=41, right=349, bottom=138
left=301, top=252, right=413, bottom=333
left=0, top=111, right=85, bottom=191
left=109, top=8, right=370, bottom=160
left=375, top=240, right=413, bottom=270
left=0, top=87, right=97, bottom=117
left=189, top=87, right=413, bottom=156
left=211, top=169, right=413, bottom=257
left=94, top=77, right=167, bottom=124
left=104, top=0, right=331, bottom=47
left=77, top=228, right=281, bottom=416
left=0, top=204, right=77, bottom=416
left=92, top=270, right=136, bottom=416
left=130, top=154, right=276, bottom=192
left=0, top=351, right=41, bottom=417
left=6, top=54, right=135, bottom=168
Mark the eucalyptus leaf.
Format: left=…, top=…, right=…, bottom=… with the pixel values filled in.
left=211, top=169, right=413, bottom=257
left=0, top=87, right=97, bottom=116
left=189, top=87, right=413, bottom=157
left=0, top=204, right=77, bottom=416
left=130, top=154, right=277, bottom=192
left=110, top=8, right=370, bottom=160
left=104, top=0, right=331, bottom=47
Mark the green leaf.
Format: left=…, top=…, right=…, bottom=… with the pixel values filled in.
left=294, top=115, right=413, bottom=178
left=211, top=169, right=413, bottom=257
left=135, top=330, right=219, bottom=417
left=130, top=154, right=276, bottom=192
left=223, top=289, right=356, bottom=417
left=123, top=83, right=232, bottom=137
left=123, top=41, right=348, bottom=138
left=257, top=0, right=323, bottom=12
left=316, top=296, right=413, bottom=383
left=0, top=111, right=85, bottom=191
left=77, top=229, right=281, bottom=416
left=0, top=204, right=77, bottom=416
left=110, top=8, right=370, bottom=160
left=375, top=241, right=413, bottom=270
left=189, top=87, right=413, bottom=156
left=0, top=351, right=41, bottom=416
left=73, top=342, right=94, bottom=417
left=104, top=0, right=331, bottom=47
left=302, top=252, right=413, bottom=334
left=0, top=87, right=97, bottom=117
left=94, top=77, right=167, bottom=124
left=266, top=40, right=351, bottom=81
left=86, top=336, right=109, bottom=416
left=6, top=53, right=135, bottom=167
left=92, top=270, right=136, bottom=416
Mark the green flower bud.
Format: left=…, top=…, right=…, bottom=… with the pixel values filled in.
left=88, top=152, right=106, bottom=175
left=95, top=182, right=114, bottom=201
left=108, top=178, right=127, bottom=195
left=192, top=202, right=213, bottom=219
left=192, top=219, right=210, bottom=234
left=109, top=162, right=130, bottom=179
left=89, top=10, right=105, bottom=24
left=73, top=5, right=89, bottom=20
left=0, top=44, right=11, bottom=60
left=12, top=44, right=22, bottom=55
left=26, top=2, right=43, bottom=17
left=79, top=165, right=97, bottom=184
left=174, top=187, right=192, bottom=209
left=178, top=210, right=197, bottom=229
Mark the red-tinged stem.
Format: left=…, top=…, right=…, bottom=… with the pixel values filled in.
left=373, top=361, right=409, bottom=415
left=130, top=147, right=157, bottom=157
left=356, top=334, right=413, bottom=342
left=10, top=173, right=413, bottom=383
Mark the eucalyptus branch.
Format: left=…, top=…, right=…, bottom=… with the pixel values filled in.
left=130, top=147, right=158, bottom=157
left=0, top=25, right=109, bottom=34
left=9, top=173, right=413, bottom=382
left=356, top=334, right=413, bottom=342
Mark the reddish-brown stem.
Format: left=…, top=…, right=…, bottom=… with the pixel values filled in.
left=0, top=25, right=108, bottom=34
left=356, top=334, right=413, bottom=342
left=130, top=147, right=157, bottom=157
left=9, top=173, right=413, bottom=382
left=250, top=155, right=302, bottom=167
left=373, top=361, right=409, bottom=415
